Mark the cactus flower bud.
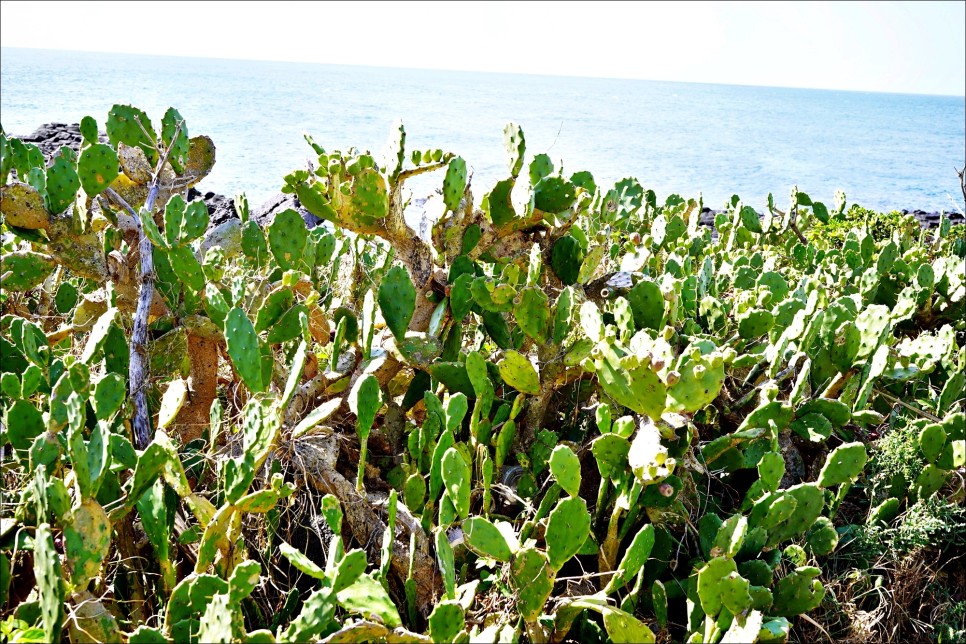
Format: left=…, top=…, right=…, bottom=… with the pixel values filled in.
left=659, top=483, right=674, bottom=497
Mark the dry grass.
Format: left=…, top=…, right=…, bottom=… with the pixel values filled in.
left=795, top=547, right=966, bottom=644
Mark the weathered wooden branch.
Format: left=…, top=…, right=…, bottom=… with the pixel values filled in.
left=128, top=121, right=183, bottom=449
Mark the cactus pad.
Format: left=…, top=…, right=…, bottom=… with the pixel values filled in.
left=513, top=286, right=551, bottom=343
left=626, top=279, right=665, bottom=330
left=805, top=516, right=838, bottom=555
left=2, top=251, right=57, bottom=291
left=533, top=176, right=577, bottom=213
left=44, top=148, right=80, bottom=214
left=107, top=105, right=157, bottom=162
left=224, top=308, right=266, bottom=393
left=504, top=123, right=526, bottom=177
left=441, top=447, right=471, bottom=519
left=545, top=496, right=591, bottom=571
left=63, top=499, right=112, bottom=589
left=498, top=350, right=541, bottom=395
left=772, top=567, right=825, bottom=617
left=443, top=156, right=467, bottom=212
left=919, top=423, right=947, bottom=463
left=549, top=445, right=581, bottom=497
left=77, top=143, right=119, bottom=196
left=463, top=516, right=514, bottom=562
left=0, top=181, right=49, bottom=229
left=267, top=208, right=308, bottom=271
left=511, top=547, right=555, bottom=622
left=428, top=601, right=465, bottom=642
left=550, top=235, right=584, bottom=285
left=379, top=266, right=416, bottom=341
left=817, top=442, right=867, bottom=487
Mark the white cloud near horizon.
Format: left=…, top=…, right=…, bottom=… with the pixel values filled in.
left=1, top=0, right=963, bottom=96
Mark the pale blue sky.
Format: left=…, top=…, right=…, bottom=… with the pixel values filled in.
left=1, top=1, right=963, bottom=95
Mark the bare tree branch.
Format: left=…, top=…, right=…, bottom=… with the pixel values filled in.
left=129, top=120, right=183, bottom=449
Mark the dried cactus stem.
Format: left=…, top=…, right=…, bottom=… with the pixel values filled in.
left=122, top=121, right=183, bottom=449
left=172, top=333, right=220, bottom=444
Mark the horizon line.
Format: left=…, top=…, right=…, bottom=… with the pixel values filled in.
left=3, top=45, right=963, bottom=100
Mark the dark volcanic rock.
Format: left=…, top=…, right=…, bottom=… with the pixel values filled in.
left=18, top=122, right=108, bottom=159
left=252, top=192, right=324, bottom=230
left=187, top=188, right=237, bottom=228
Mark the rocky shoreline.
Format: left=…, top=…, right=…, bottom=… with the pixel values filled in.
left=14, top=123, right=966, bottom=231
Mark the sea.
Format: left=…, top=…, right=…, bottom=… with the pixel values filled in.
left=2, top=47, right=964, bottom=215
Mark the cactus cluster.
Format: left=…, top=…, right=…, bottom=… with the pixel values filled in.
left=2, top=108, right=964, bottom=644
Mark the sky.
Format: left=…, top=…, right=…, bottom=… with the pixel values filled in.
left=1, top=1, right=964, bottom=96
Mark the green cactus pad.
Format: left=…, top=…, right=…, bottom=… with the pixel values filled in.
left=913, top=464, right=948, bottom=500
left=35, top=523, right=64, bottom=642
left=790, top=412, right=833, bottom=443
left=161, top=107, right=190, bottom=173
left=336, top=572, right=402, bottom=627
left=720, top=572, right=754, bottom=615
left=594, top=340, right=667, bottom=420
left=772, top=567, right=825, bottom=617
left=713, top=514, right=748, bottom=558
left=1, top=251, right=57, bottom=292
left=550, top=235, right=584, bottom=285
left=504, top=123, right=526, bottom=177
left=545, top=496, right=591, bottom=571
left=697, top=556, right=738, bottom=617
left=106, top=104, right=157, bottom=162
left=764, top=484, right=825, bottom=546
left=666, top=349, right=726, bottom=414
left=442, top=447, right=471, bottom=519
left=626, top=279, right=665, bottom=330
left=443, top=156, right=467, bottom=212
left=738, top=309, right=775, bottom=339
left=44, top=147, right=80, bottom=214
left=164, top=195, right=209, bottom=246
left=867, top=497, right=900, bottom=526
left=758, top=451, right=785, bottom=492
left=529, top=154, right=554, bottom=186
left=265, top=304, right=309, bottom=345
left=855, top=305, right=892, bottom=359
left=63, top=499, right=112, bottom=589
left=78, top=115, right=99, bottom=145
left=449, top=273, right=475, bottom=321
left=428, top=600, right=465, bottom=642
left=463, top=517, right=515, bottom=562
left=817, top=442, right=867, bottom=487
left=349, top=168, right=390, bottom=223
left=267, top=208, right=308, bottom=271
left=379, top=265, right=416, bottom=341
left=805, top=516, right=839, bottom=555
left=224, top=308, right=266, bottom=393
left=511, top=547, right=555, bottom=622
left=254, top=288, right=294, bottom=332
left=513, top=286, right=551, bottom=343
left=77, top=143, right=119, bottom=196
left=918, top=423, right=947, bottom=463
left=483, top=178, right=518, bottom=228
left=604, top=524, right=655, bottom=594
left=498, top=350, right=540, bottom=395
left=797, top=398, right=851, bottom=427
left=470, top=277, right=516, bottom=313
left=166, top=245, right=206, bottom=293
left=549, top=445, right=581, bottom=497
left=533, top=176, right=577, bottom=213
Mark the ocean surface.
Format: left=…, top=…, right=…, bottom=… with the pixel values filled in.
left=2, top=47, right=964, bottom=214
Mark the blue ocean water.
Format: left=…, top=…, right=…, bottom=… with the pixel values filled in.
left=2, top=47, right=964, bottom=213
